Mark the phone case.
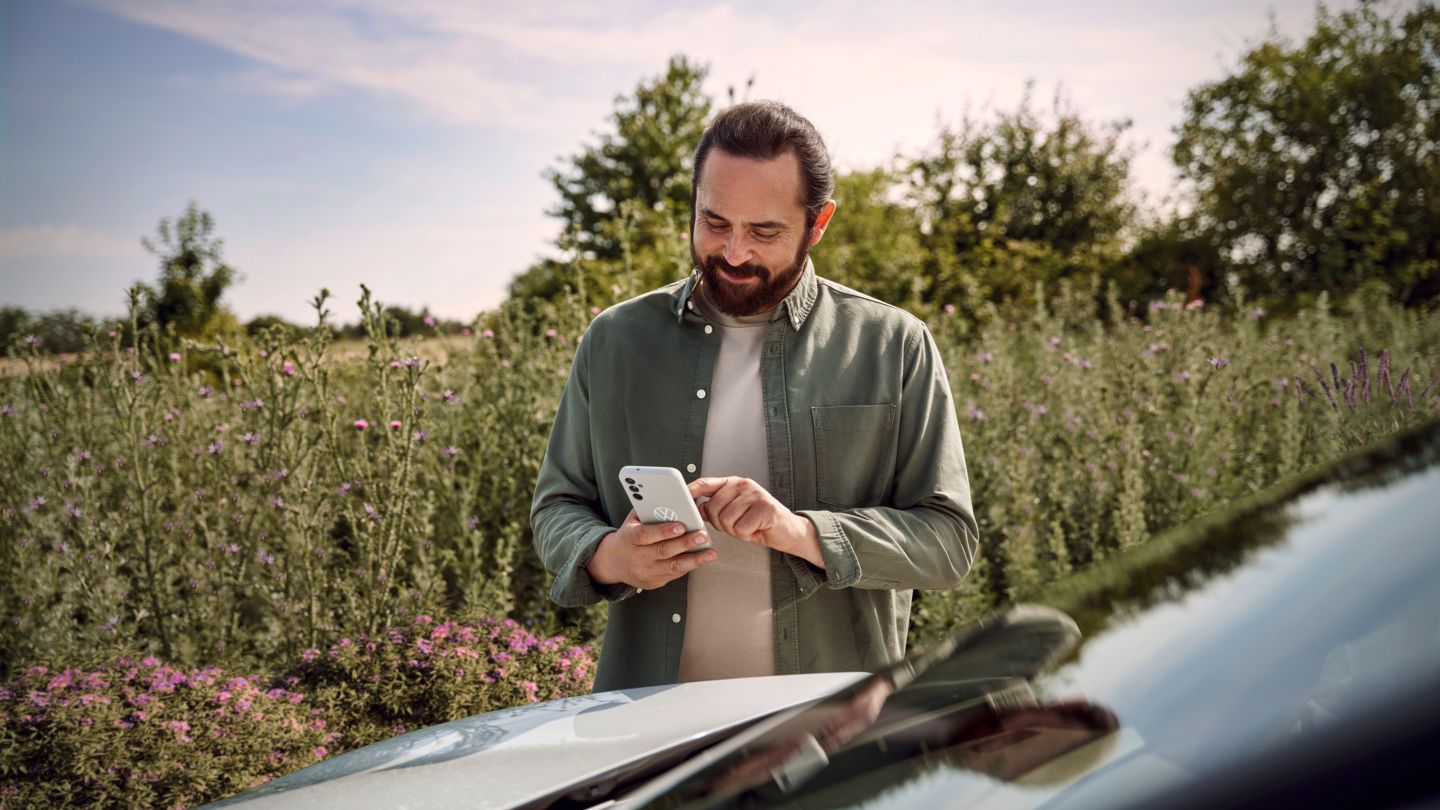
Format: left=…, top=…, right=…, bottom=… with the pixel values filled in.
left=619, top=465, right=707, bottom=537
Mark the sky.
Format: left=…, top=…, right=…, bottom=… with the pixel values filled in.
left=0, top=0, right=1351, bottom=324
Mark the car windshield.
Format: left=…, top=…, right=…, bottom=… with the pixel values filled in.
left=621, top=420, right=1440, bottom=809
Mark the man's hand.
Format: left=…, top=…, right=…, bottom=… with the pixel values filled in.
left=587, top=509, right=715, bottom=590
left=688, top=477, right=825, bottom=569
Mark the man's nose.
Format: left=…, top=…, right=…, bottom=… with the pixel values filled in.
left=723, top=234, right=752, bottom=267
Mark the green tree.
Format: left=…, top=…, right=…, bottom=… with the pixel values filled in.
left=809, top=168, right=930, bottom=314
left=138, top=201, right=240, bottom=338
left=1174, top=1, right=1440, bottom=309
left=509, top=56, right=712, bottom=308
left=904, top=86, right=1135, bottom=316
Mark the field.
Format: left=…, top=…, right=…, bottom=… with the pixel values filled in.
left=1, top=284, right=1436, bottom=807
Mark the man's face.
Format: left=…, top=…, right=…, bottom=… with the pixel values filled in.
left=691, top=149, right=814, bottom=317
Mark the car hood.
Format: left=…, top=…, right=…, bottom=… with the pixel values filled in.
left=201, top=671, right=866, bottom=810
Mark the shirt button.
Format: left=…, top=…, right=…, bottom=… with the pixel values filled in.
left=696, top=389, right=707, bottom=399
left=704, top=325, right=714, bottom=335
left=686, top=301, right=695, bottom=311
left=672, top=613, right=682, bottom=623
left=686, top=463, right=697, bottom=473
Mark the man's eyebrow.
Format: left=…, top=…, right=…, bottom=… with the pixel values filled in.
left=699, top=208, right=789, bottom=230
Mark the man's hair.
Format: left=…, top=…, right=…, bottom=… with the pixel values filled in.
left=692, top=101, right=835, bottom=230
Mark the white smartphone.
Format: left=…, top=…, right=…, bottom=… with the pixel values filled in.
left=619, top=465, right=709, bottom=548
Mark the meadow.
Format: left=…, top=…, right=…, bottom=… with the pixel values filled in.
left=1, top=282, right=1436, bottom=807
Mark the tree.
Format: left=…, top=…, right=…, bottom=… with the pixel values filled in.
left=1174, top=1, right=1440, bottom=308
left=508, top=56, right=712, bottom=308
left=809, top=169, right=930, bottom=314
left=904, top=86, right=1135, bottom=314
left=138, top=201, right=240, bottom=337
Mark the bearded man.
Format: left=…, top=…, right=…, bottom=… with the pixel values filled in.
left=531, top=101, right=977, bottom=691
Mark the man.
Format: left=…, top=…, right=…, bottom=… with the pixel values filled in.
left=532, top=101, right=977, bottom=692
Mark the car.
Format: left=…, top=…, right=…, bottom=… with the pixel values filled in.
left=203, top=418, right=1440, bottom=809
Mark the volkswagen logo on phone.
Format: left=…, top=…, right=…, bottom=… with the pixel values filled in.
left=652, top=506, right=678, bottom=522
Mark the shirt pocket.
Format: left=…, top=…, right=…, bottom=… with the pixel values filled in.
left=812, top=404, right=897, bottom=508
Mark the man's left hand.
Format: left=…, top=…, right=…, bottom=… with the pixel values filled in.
left=687, top=476, right=825, bottom=569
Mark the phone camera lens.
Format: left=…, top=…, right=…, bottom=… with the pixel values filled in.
left=624, top=478, right=636, bottom=485
left=633, top=493, right=643, bottom=500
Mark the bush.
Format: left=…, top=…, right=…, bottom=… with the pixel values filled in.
left=289, top=614, right=595, bottom=749
left=0, top=657, right=331, bottom=810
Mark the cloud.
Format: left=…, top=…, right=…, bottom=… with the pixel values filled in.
left=0, top=224, right=140, bottom=260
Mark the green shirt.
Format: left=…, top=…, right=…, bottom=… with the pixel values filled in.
left=530, top=260, right=978, bottom=691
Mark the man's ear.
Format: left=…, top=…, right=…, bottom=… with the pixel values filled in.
left=808, top=200, right=838, bottom=248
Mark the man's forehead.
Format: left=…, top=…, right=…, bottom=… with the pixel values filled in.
left=696, top=149, right=806, bottom=224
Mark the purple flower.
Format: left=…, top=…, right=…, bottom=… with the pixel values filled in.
left=423, top=316, right=436, bottom=327
left=29, top=496, right=46, bottom=509
left=270, top=497, right=285, bottom=509
left=363, top=503, right=381, bottom=522
left=1047, top=336, right=1061, bottom=350
left=1, top=405, right=13, bottom=417
left=965, top=403, right=986, bottom=421
left=145, top=434, right=162, bottom=448
left=401, top=357, right=422, bottom=368
left=281, top=361, right=296, bottom=376
left=208, top=441, right=223, bottom=455
left=66, top=504, right=81, bottom=519
left=198, top=386, right=214, bottom=398
left=441, top=446, right=459, bottom=458
left=1249, top=307, right=1265, bottom=319
left=353, top=419, right=369, bottom=430
left=338, top=482, right=352, bottom=495
left=76, top=449, right=92, bottom=461
left=241, top=399, right=264, bottom=412
left=257, top=550, right=275, bottom=565
left=168, top=352, right=182, bottom=362
left=241, top=432, right=260, bottom=445
left=223, top=543, right=240, bottom=555
left=412, top=430, right=427, bottom=442
left=443, top=389, right=459, bottom=404
left=1176, top=371, right=1192, bottom=383
left=1208, top=358, right=1230, bottom=370
left=130, top=371, right=145, bottom=384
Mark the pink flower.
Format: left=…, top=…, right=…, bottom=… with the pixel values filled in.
left=388, top=420, right=402, bottom=430
left=423, top=316, right=436, bottom=327
left=168, top=352, right=182, bottom=362
left=353, top=420, right=369, bottom=430
left=281, top=361, right=296, bottom=376
left=483, top=329, right=495, bottom=338
left=943, top=303, right=956, bottom=314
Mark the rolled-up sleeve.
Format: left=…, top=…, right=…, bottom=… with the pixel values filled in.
left=796, top=325, right=978, bottom=593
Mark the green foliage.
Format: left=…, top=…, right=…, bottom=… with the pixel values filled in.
left=138, top=201, right=240, bottom=339
left=903, top=86, right=1135, bottom=315
left=509, top=55, right=711, bottom=308
left=910, top=284, right=1439, bottom=646
left=0, top=308, right=105, bottom=356
left=0, top=657, right=329, bottom=810
left=809, top=169, right=931, bottom=314
left=289, top=615, right=594, bottom=750
left=1174, top=1, right=1440, bottom=309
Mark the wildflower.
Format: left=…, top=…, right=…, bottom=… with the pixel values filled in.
left=281, top=361, right=296, bottom=375
left=66, top=504, right=81, bottom=519
left=354, top=419, right=370, bottom=430
left=1, top=405, right=12, bottom=416
left=412, top=430, right=427, bottom=442
left=443, top=389, right=459, bottom=404
left=258, top=550, right=275, bottom=565
left=270, top=497, right=284, bottom=509
left=389, top=420, right=402, bottom=430
left=462, top=327, right=472, bottom=336
left=965, top=404, right=986, bottom=421
left=1047, top=336, right=1061, bottom=349
left=24, top=334, right=40, bottom=347
left=1079, top=359, right=1093, bottom=370
left=441, top=446, right=459, bottom=458
left=423, top=316, right=436, bottom=327
left=483, top=329, right=495, bottom=338
left=241, top=432, right=260, bottom=445
left=29, top=496, right=46, bottom=510
left=314, top=746, right=328, bottom=760
left=363, top=503, right=382, bottom=522
left=271, top=468, right=288, bottom=480
left=302, top=648, right=319, bottom=662
left=130, top=371, right=145, bottom=384
left=591, top=306, right=602, bottom=316
left=402, top=357, right=422, bottom=368
left=199, top=386, right=214, bottom=398
left=338, top=482, right=352, bottom=495
left=977, top=351, right=993, bottom=363
left=208, top=440, right=223, bottom=455
left=545, top=329, right=559, bottom=338
left=145, top=434, right=162, bottom=448
left=1176, top=371, right=1192, bottom=383
left=1208, top=358, right=1230, bottom=370
left=1148, top=300, right=1167, bottom=312
left=223, top=543, right=240, bottom=555
left=1249, top=307, right=1265, bottom=319
left=465, top=517, right=479, bottom=529
left=1185, top=299, right=1205, bottom=310
left=168, top=352, right=182, bottom=362
left=241, top=398, right=264, bottom=411
left=943, top=303, right=956, bottom=314
left=102, top=616, right=118, bottom=632
left=76, top=449, right=92, bottom=461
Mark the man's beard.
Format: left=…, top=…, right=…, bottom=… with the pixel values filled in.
left=692, top=232, right=810, bottom=317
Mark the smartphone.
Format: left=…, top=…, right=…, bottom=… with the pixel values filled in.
left=619, top=465, right=710, bottom=548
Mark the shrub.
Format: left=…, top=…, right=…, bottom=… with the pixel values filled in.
left=288, top=614, right=595, bottom=749
left=0, top=657, right=331, bottom=810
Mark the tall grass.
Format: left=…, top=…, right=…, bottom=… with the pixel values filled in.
left=2, top=282, right=1436, bottom=674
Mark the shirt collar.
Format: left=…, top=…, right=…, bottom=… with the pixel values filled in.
left=672, top=256, right=819, bottom=331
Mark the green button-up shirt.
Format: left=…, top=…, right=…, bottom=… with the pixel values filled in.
left=531, top=260, right=978, bottom=692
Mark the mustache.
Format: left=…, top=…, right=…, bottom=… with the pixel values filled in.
left=703, top=255, right=771, bottom=282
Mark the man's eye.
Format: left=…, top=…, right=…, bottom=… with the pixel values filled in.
left=753, top=231, right=778, bottom=241
left=705, top=220, right=729, bottom=232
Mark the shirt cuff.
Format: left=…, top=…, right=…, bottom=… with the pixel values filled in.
left=796, top=510, right=861, bottom=589
left=550, top=525, right=639, bottom=607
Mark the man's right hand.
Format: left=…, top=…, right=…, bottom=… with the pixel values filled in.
left=587, top=509, right=715, bottom=590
